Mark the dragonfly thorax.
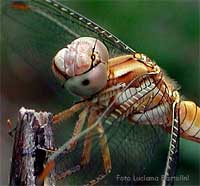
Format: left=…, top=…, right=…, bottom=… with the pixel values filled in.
left=52, top=37, right=109, bottom=97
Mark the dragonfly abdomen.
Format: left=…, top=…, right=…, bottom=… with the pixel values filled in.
left=179, top=101, right=200, bottom=143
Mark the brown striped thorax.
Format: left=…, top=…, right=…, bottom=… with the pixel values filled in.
left=52, top=37, right=200, bottom=143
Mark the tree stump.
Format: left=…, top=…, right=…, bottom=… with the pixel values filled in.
left=9, top=107, right=55, bottom=186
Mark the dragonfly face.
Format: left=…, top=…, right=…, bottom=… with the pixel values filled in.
left=53, top=37, right=109, bottom=96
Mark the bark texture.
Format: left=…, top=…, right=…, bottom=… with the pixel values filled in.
left=9, top=107, right=55, bottom=186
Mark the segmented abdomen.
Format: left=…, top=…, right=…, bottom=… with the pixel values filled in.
left=179, top=101, right=200, bottom=143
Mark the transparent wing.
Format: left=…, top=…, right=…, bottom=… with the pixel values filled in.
left=2, top=0, right=135, bottom=108
left=55, top=122, right=166, bottom=186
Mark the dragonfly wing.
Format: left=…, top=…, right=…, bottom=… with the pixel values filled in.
left=54, top=116, right=167, bottom=185
left=2, top=0, right=136, bottom=109
left=2, top=1, right=169, bottom=185
left=162, top=101, right=180, bottom=186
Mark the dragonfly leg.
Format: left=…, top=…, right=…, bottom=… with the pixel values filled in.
left=70, top=108, right=88, bottom=150
left=96, top=123, right=112, bottom=174
left=37, top=146, right=58, bottom=153
left=80, top=110, right=97, bottom=166
left=53, top=102, right=84, bottom=124
left=81, top=121, right=111, bottom=186
left=50, top=109, right=88, bottom=180
left=7, top=119, right=16, bottom=137
left=39, top=103, right=86, bottom=182
left=52, top=110, right=95, bottom=181
left=38, top=160, right=55, bottom=184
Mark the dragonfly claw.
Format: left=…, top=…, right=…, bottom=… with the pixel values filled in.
left=7, top=119, right=16, bottom=137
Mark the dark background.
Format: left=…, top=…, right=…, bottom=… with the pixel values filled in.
left=1, top=0, right=199, bottom=185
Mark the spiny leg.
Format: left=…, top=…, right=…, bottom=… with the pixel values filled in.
left=80, top=109, right=111, bottom=172
left=69, top=108, right=88, bottom=150
left=39, top=102, right=85, bottom=182
left=44, top=108, right=89, bottom=180
left=55, top=107, right=89, bottom=169
left=53, top=102, right=85, bottom=124
left=96, top=123, right=112, bottom=174
left=40, top=107, right=110, bottom=183
left=83, top=122, right=112, bottom=186
left=80, top=109, right=97, bottom=166
left=57, top=110, right=111, bottom=183
left=6, top=119, right=16, bottom=137
left=55, top=108, right=91, bottom=180
left=49, top=110, right=96, bottom=180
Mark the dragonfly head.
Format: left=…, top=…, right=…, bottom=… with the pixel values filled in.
left=52, top=37, right=109, bottom=97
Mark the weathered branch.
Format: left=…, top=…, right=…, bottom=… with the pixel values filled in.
left=9, top=107, right=55, bottom=186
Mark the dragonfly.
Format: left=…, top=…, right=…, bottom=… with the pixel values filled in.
left=3, top=0, right=199, bottom=186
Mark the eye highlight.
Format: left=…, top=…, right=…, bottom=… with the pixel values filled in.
left=91, top=53, right=96, bottom=62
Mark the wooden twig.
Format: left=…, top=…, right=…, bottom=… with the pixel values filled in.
left=9, top=107, right=55, bottom=186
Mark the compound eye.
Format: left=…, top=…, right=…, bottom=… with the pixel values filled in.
left=66, top=37, right=109, bottom=76
left=52, top=37, right=109, bottom=97
left=53, top=37, right=109, bottom=78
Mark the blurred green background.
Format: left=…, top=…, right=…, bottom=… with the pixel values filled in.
left=1, top=0, right=199, bottom=185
